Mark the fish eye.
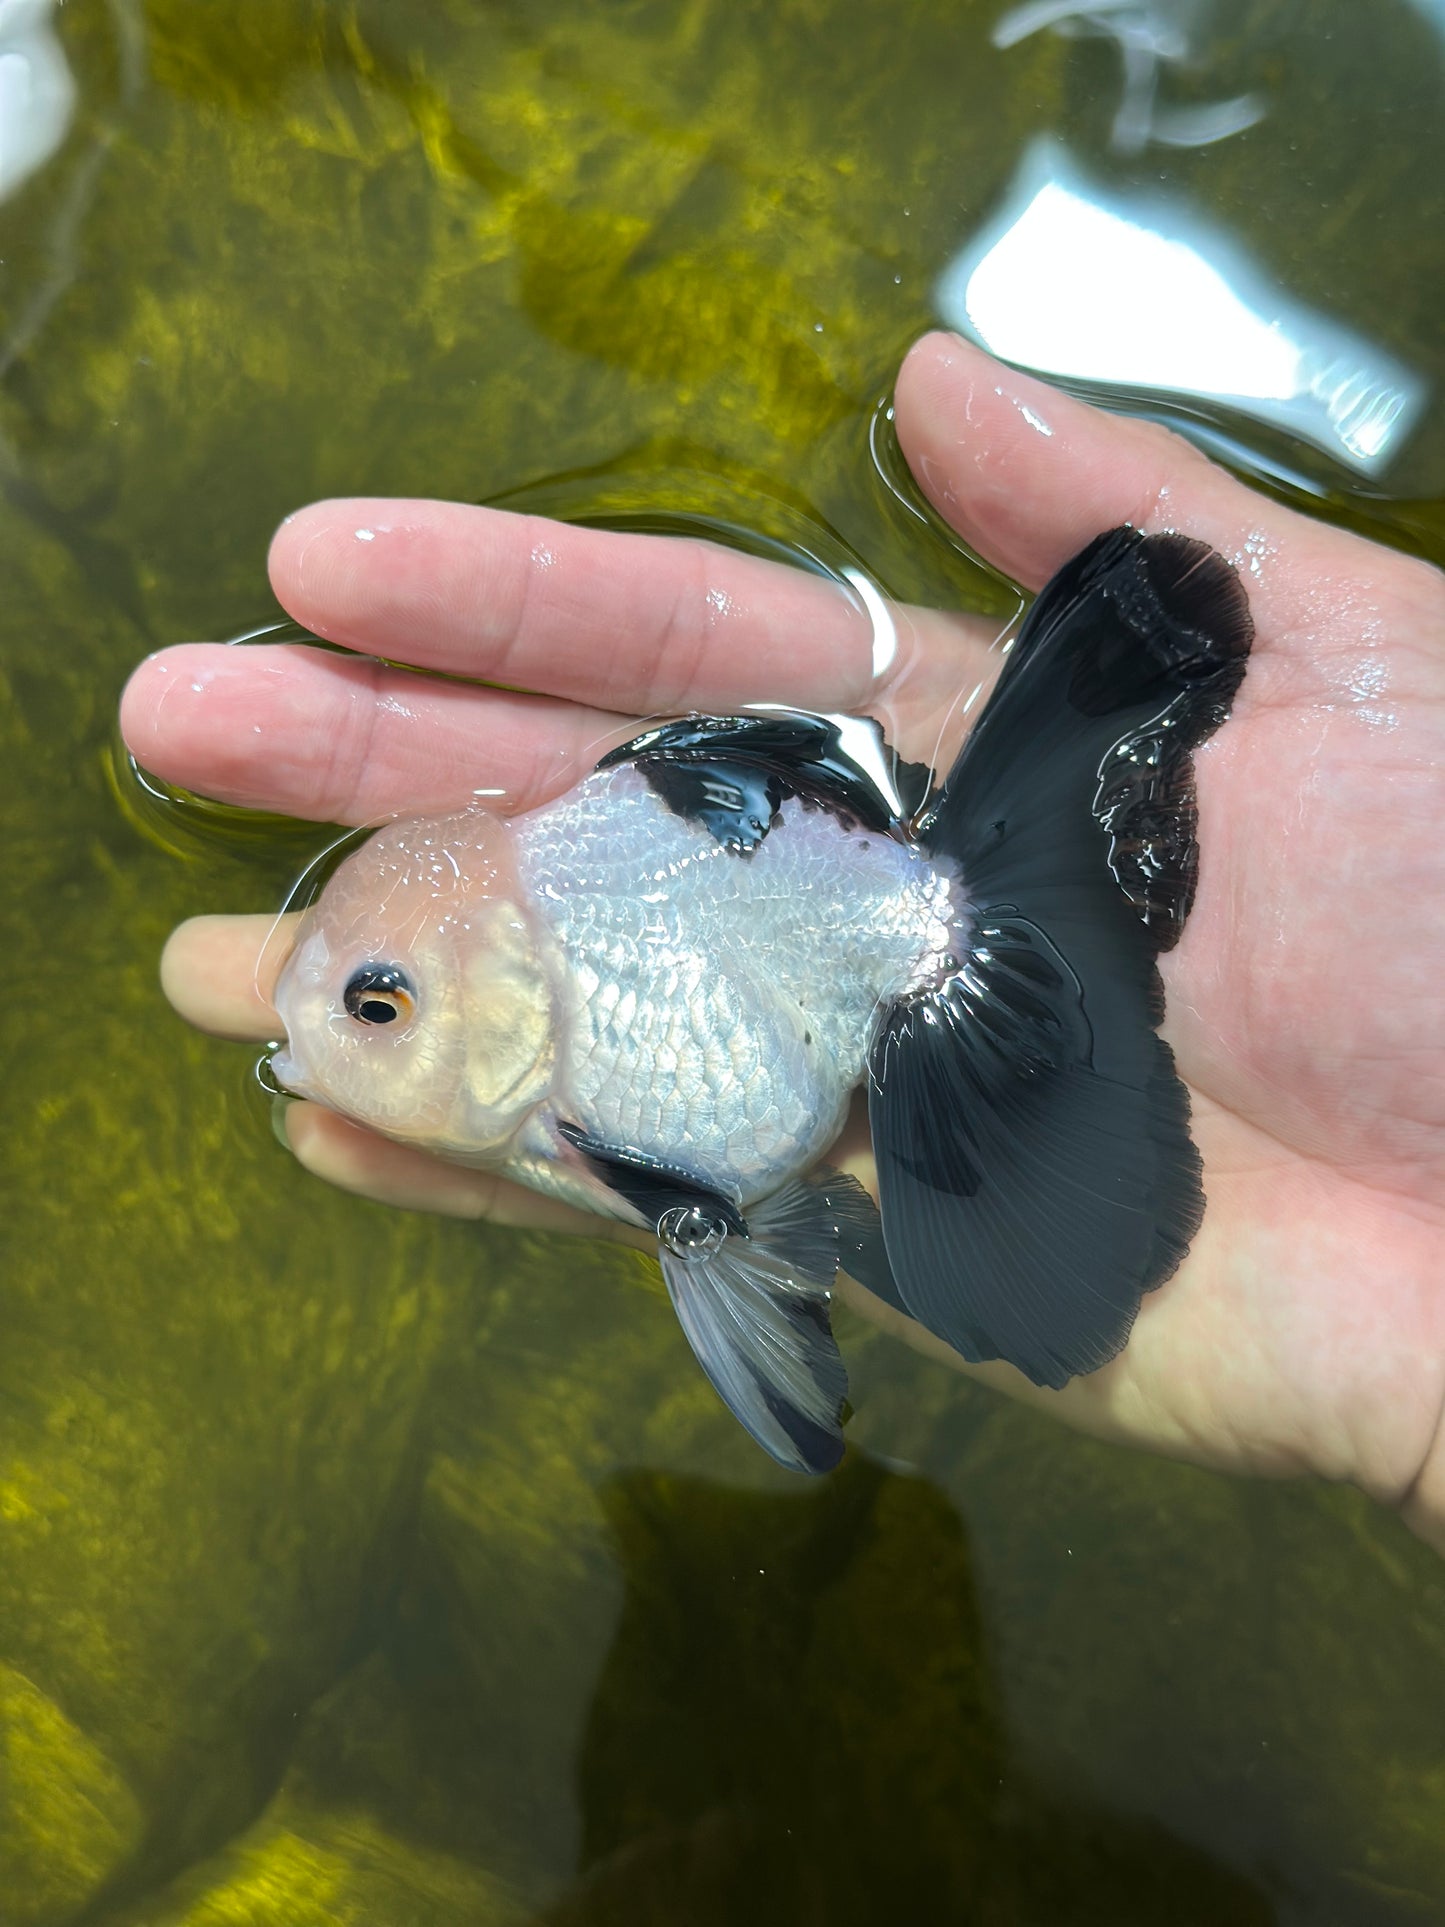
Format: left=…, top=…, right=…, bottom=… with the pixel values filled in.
left=343, top=964, right=415, bottom=1027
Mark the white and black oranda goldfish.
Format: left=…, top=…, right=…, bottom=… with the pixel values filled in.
left=270, top=528, right=1253, bottom=1472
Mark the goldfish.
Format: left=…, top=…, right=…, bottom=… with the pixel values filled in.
left=270, top=527, right=1252, bottom=1472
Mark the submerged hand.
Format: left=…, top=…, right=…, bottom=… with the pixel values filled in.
left=121, top=333, right=1445, bottom=1546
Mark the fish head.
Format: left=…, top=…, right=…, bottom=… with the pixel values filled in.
left=270, top=807, right=557, bottom=1161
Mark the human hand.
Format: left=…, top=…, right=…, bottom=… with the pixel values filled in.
left=120, top=332, right=1445, bottom=1546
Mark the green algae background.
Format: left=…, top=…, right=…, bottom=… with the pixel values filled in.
left=2, top=2, right=1444, bottom=1922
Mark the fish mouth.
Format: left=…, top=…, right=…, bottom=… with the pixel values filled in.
left=268, top=1047, right=315, bottom=1100
left=268, top=961, right=316, bottom=1099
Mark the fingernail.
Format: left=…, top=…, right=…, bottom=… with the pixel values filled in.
left=270, top=1095, right=295, bottom=1149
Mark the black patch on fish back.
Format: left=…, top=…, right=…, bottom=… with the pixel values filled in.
left=599, top=711, right=926, bottom=852
left=633, top=757, right=786, bottom=855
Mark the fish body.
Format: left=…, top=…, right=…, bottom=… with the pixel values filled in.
left=511, top=762, right=958, bottom=1202
left=272, top=528, right=1254, bottom=1472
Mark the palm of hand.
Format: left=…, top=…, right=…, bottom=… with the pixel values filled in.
left=1033, top=523, right=1445, bottom=1512
left=120, top=333, right=1445, bottom=1540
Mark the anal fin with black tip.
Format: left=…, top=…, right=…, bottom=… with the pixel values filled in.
left=868, top=529, right=1253, bottom=1388
left=559, top=1123, right=850, bottom=1473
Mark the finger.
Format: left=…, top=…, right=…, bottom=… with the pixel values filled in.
left=268, top=502, right=881, bottom=713
left=121, top=604, right=1004, bottom=827
left=121, top=644, right=633, bottom=824
left=161, top=913, right=296, bottom=1040
left=892, top=329, right=1383, bottom=632
left=266, top=499, right=998, bottom=722
left=277, top=1101, right=650, bottom=1248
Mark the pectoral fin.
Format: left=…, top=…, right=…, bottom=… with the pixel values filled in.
left=559, top=1124, right=850, bottom=1473
left=803, top=1166, right=907, bottom=1315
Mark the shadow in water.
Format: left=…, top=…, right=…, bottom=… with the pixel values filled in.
left=541, top=1456, right=1274, bottom=1926
left=81, top=1450, right=1279, bottom=1924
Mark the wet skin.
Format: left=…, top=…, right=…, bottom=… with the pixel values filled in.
left=121, top=333, right=1445, bottom=1549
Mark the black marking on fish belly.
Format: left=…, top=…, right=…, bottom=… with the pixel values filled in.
left=864, top=528, right=1252, bottom=1389
left=598, top=711, right=928, bottom=852
left=557, top=1122, right=746, bottom=1233
left=558, top=1121, right=849, bottom=1474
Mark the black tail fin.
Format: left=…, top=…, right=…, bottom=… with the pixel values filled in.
left=867, top=529, right=1253, bottom=1389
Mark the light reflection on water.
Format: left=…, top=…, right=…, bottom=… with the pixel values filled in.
left=936, top=137, right=1427, bottom=483
left=0, top=0, right=75, bottom=203
left=932, top=0, right=1442, bottom=498
left=992, top=0, right=1267, bottom=154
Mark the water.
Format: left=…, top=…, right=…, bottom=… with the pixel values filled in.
left=2, top=2, right=1443, bottom=1922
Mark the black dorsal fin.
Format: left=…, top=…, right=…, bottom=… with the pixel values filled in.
left=597, top=711, right=928, bottom=852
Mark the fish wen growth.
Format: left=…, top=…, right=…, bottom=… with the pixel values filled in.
left=270, top=528, right=1253, bottom=1472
